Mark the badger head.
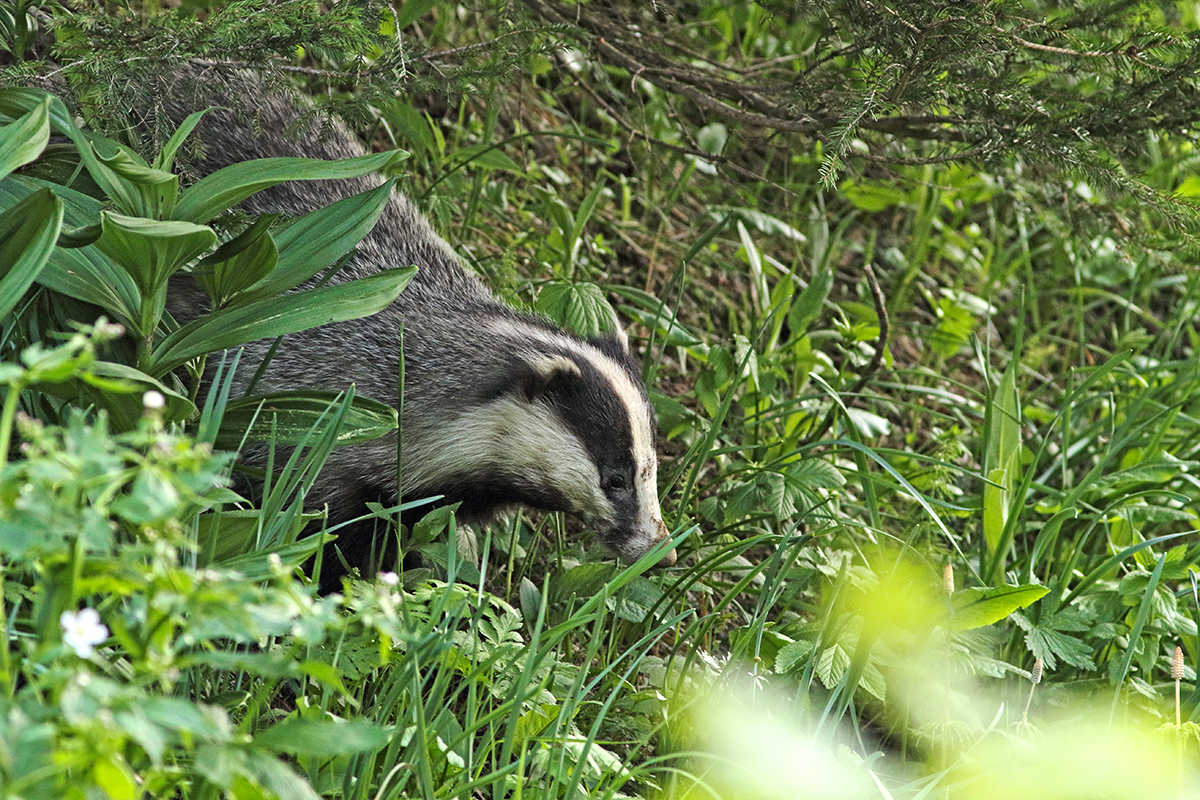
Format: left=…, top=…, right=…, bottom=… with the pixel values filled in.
left=401, top=321, right=675, bottom=566
left=472, top=329, right=676, bottom=567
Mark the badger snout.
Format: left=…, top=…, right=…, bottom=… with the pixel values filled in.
left=653, top=517, right=677, bottom=566
left=602, top=515, right=675, bottom=567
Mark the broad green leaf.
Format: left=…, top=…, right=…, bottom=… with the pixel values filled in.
left=253, top=719, right=391, bottom=757
left=173, top=151, right=407, bottom=224
left=0, top=88, right=75, bottom=133
left=788, top=267, right=833, bottom=337
left=234, top=750, right=321, bottom=800
left=709, top=207, right=806, bottom=241
left=982, top=466, right=1009, bottom=554
left=236, top=181, right=395, bottom=303
left=193, top=214, right=279, bottom=307
left=840, top=179, right=910, bottom=211
left=610, top=285, right=704, bottom=348
left=214, top=391, right=397, bottom=449
left=196, top=509, right=323, bottom=568
left=153, top=109, right=208, bottom=173
left=194, top=510, right=262, bottom=566
left=518, top=577, right=543, bottom=629
left=983, top=363, right=1020, bottom=556
left=95, top=212, right=217, bottom=299
left=0, top=89, right=148, bottom=213
left=0, top=95, right=50, bottom=182
left=149, top=266, right=416, bottom=375
left=0, top=169, right=123, bottom=320
left=697, top=122, right=728, bottom=155
left=450, top=143, right=523, bottom=173
left=93, top=140, right=179, bottom=218
left=394, top=0, right=437, bottom=29
left=93, top=141, right=175, bottom=186
left=36, top=359, right=196, bottom=429
left=213, top=530, right=327, bottom=577
left=37, top=244, right=141, bottom=332
left=0, top=187, right=62, bottom=319
left=950, top=583, right=1048, bottom=631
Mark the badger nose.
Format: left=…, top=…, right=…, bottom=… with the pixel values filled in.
left=652, top=519, right=675, bottom=567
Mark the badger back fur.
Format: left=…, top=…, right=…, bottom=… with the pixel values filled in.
left=157, top=71, right=675, bottom=586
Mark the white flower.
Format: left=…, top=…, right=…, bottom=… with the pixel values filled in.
left=142, top=390, right=165, bottom=410
left=378, top=571, right=400, bottom=586
left=60, top=608, right=109, bottom=658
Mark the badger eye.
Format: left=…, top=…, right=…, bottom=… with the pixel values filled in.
left=602, top=473, right=628, bottom=493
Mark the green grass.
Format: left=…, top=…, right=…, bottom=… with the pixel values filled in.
left=5, top=2, right=1200, bottom=798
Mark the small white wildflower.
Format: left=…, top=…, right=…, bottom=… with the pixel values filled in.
left=142, top=390, right=165, bottom=410
left=60, top=608, right=109, bottom=658
left=378, top=571, right=400, bottom=586
left=268, top=552, right=282, bottom=569
left=96, top=320, right=125, bottom=339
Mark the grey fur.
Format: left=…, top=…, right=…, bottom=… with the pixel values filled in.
left=158, top=71, right=675, bottom=586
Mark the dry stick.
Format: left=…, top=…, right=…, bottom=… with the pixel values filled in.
left=806, top=263, right=889, bottom=445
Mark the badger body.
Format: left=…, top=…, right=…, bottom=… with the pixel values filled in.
left=160, top=73, right=674, bottom=586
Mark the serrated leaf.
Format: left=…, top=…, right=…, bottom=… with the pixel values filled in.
left=1023, top=624, right=1096, bottom=671
left=950, top=584, right=1048, bottom=630
left=534, top=280, right=618, bottom=336
left=774, top=640, right=816, bottom=674
left=787, top=457, right=845, bottom=489
left=815, top=644, right=851, bottom=689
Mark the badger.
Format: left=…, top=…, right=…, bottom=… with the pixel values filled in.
left=156, top=71, right=675, bottom=589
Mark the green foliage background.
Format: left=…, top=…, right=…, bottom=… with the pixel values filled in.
left=4, top=1, right=1200, bottom=798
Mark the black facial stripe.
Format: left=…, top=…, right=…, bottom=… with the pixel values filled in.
left=544, top=352, right=642, bottom=489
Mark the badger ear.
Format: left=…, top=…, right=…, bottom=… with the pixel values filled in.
left=588, top=330, right=630, bottom=359
left=512, top=353, right=580, bottom=402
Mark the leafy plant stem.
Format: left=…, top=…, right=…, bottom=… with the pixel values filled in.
left=0, top=558, right=10, bottom=699
left=0, top=378, right=23, bottom=474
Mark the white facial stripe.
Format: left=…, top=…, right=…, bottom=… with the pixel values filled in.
left=485, top=319, right=668, bottom=557
left=401, top=396, right=615, bottom=521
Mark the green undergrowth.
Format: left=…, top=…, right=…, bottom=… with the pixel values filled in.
left=5, top=2, right=1200, bottom=798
